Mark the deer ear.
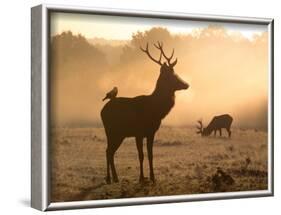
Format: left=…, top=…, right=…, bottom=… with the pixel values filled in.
left=170, top=58, right=177, bottom=67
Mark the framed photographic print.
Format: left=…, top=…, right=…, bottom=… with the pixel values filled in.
left=31, top=4, right=274, bottom=211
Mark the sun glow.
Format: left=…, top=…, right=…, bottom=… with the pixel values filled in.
left=50, top=12, right=266, bottom=40
left=50, top=12, right=268, bottom=128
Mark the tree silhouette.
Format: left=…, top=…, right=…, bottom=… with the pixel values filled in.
left=120, top=28, right=175, bottom=64
left=50, top=31, right=107, bottom=79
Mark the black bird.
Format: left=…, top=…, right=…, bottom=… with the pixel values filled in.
left=102, top=87, right=118, bottom=101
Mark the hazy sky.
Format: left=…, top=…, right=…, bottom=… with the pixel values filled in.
left=50, top=12, right=267, bottom=40
left=50, top=11, right=269, bottom=128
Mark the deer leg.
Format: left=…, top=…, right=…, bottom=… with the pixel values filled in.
left=219, top=129, right=222, bottom=137
left=106, top=147, right=111, bottom=184
left=147, top=134, right=155, bottom=183
left=136, top=137, right=144, bottom=183
left=227, top=128, right=231, bottom=138
left=214, top=130, right=217, bottom=136
left=110, top=153, right=118, bottom=183
left=109, top=137, right=123, bottom=183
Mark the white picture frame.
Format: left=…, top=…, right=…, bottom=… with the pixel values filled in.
left=31, top=4, right=274, bottom=211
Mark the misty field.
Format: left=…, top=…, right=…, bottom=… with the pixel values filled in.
left=51, top=127, right=268, bottom=202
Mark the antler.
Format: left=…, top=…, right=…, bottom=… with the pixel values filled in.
left=154, top=41, right=177, bottom=67
left=140, top=43, right=163, bottom=66
left=140, top=41, right=177, bottom=67
left=196, top=120, right=203, bottom=134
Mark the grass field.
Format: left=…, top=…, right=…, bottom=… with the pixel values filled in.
left=50, top=126, right=268, bottom=202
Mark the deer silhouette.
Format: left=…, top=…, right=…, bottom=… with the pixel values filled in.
left=196, top=114, right=233, bottom=138
left=101, top=42, right=189, bottom=184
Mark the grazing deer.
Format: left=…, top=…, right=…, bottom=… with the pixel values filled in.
left=101, top=42, right=189, bottom=184
left=196, top=114, right=233, bottom=138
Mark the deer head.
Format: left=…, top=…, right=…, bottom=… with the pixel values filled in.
left=196, top=119, right=207, bottom=136
left=140, top=42, right=189, bottom=94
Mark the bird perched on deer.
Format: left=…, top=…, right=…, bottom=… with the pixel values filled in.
left=102, top=87, right=118, bottom=101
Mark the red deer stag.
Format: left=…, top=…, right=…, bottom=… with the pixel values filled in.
left=101, top=42, right=189, bottom=184
left=197, top=114, right=233, bottom=138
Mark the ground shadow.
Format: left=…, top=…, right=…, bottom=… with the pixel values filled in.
left=19, top=198, right=30, bottom=207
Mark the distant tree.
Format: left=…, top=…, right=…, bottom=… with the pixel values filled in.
left=131, top=27, right=172, bottom=47
left=120, top=27, right=175, bottom=64
left=50, top=31, right=107, bottom=78
left=200, top=25, right=228, bottom=39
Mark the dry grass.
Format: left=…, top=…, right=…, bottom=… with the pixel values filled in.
left=50, top=127, right=268, bottom=202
